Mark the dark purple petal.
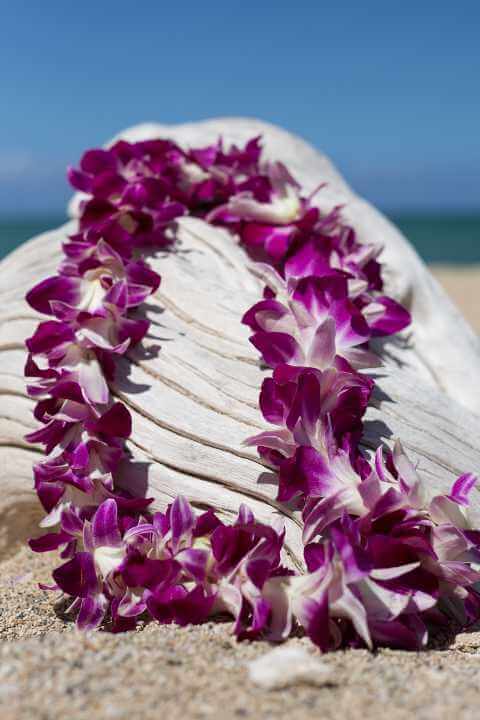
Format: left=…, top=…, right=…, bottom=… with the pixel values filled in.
left=284, top=237, right=330, bottom=279
left=35, top=479, right=65, bottom=513
left=246, top=558, right=271, bottom=588
left=303, top=542, right=329, bottom=572
left=172, top=585, right=215, bottom=626
left=29, top=531, right=72, bottom=553
left=285, top=370, right=321, bottom=433
left=297, top=593, right=331, bottom=652
left=127, top=261, right=161, bottom=293
left=368, top=297, right=411, bottom=337
left=52, top=552, right=98, bottom=597
left=250, top=331, right=300, bottom=367
left=122, top=556, right=180, bottom=589
left=145, top=585, right=187, bottom=624
left=95, top=403, right=132, bottom=439
left=80, top=148, right=117, bottom=174
left=193, top=508, right=223, bottom=537
left=117, top=317, right=150, bottom=346
left=259, top=377, right=296, bottom=425
left=26, top=276, right=82, bottom=315
left=26, top=320, right=74, bottom=354
left=370, top=618, right=425, bottom=650
left=67, top=166, right=93, bottom=193
left=92, top=171, right=127, bottom=199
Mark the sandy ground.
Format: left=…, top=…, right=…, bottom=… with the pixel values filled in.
left=1, top=266, right=479, bottom=720
left=432, top=265, right=480, bottom=334
left=2, top=547, right=480, bottom=720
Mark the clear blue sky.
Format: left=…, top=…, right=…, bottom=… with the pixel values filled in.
left=1, top=0, right=479, bottom=214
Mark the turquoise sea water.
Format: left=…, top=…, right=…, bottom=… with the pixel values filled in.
left=0, top=214, right=479, bottom=264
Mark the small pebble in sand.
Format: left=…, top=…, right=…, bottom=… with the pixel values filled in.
left=248, top=646, right=333, bottom=690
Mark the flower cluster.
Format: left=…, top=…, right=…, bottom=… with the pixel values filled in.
left=31, top=495, right=288, bottom=635
left=25, top=133, right=480, bottom=649
left=287, top=446, right=480, bottom=649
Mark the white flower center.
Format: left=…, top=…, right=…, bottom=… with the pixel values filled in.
left=94, top=545, right=125, bottom=578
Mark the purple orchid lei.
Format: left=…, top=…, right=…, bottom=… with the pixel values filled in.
left=25, top=135, right=480, bottom=649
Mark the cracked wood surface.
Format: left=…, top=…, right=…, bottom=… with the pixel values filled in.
left=1, top=118, right=479, bottom=565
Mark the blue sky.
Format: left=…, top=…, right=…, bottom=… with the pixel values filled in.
left=1, top=1, right=479, bottom=214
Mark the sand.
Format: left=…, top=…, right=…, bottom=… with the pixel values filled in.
left=432, top=265, right=480, bottom=334
left=3, top=630, right=480, bottom=720
left=1, top=266, right=479, bottom=720
left=2, top=546, right=480, bottom=720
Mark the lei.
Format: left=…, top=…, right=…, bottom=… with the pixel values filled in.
left=25, top=135, right=480, bottom=649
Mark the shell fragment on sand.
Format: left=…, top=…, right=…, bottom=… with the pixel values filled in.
left=248, top=646, right=333, bottom=689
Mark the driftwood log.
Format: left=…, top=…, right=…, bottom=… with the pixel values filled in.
left=1, top=118, right=479, bottom=568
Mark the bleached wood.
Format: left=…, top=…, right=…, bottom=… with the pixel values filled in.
left=1, top=118, right=479, bottom=564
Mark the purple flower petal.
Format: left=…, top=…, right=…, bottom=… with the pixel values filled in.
left=176, top=548, right=209, bottom=582
left=26, top=320, right=74, bottom=354
left=368, top=297, right=411, bottom=337
left=145, top=585, right=187, bottom=624
left=170, top=495, right=195, bottom=552
left=449, top=473, right=478, bottom=506
left=77, top=594, right=109, bottom=630
left=279, top=446, right=333, bottom=503
left=122, top=556, right=180, bottom=589
left=26, top=276, right=82, bottom=315
left=67, top=166, right=93, bottom=193
left=296, top=593, right=331, bottom=651
left=308, top=318, right=337, bottom=369
left=172, top=585, right=215, bottom=626
left=52, top=552, right=98, bottom=597
left=95, top=403, right=132, bottom=439
left=29, top=531, right=72, bottom=553
left=259, top=377, right=296, bottom=425
left=80, top=148, right=117, bottom=174
left=91, top=499, right=122, bottom=548
left=250, top=331, right=300, bottom=367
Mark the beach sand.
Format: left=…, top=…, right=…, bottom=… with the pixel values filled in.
left=432, top=266, right=480, bottom=334
left=1, top=266, right=479, bottom=720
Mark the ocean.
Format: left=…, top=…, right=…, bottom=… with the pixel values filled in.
left=0, top=214, right=479, bottom=265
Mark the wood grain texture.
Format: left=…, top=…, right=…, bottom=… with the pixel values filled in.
left=1, top=118, right=479, bottom=564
